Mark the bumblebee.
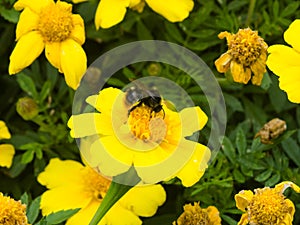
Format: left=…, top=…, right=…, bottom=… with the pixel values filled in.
left=125, top=85, right=165, bottom=118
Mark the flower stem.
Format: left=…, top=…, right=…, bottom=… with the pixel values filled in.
left=246, top=0, right=256, bottom=26
left=89, top=167, right=141, bottom=225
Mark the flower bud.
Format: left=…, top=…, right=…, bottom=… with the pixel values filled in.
left=16, top=97, right=39, bottom=120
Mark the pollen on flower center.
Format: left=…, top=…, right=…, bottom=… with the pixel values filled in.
left=82, top=168, right=111, bottom=201
left=247, top=187, right=289, bottom=225
left=0, top=193, right=29, bottom=225
left=37, top=2, right=74, bottom=43
left=128, top=104, right=166, bottom=143
left=227, top=28, right=265, bottom=66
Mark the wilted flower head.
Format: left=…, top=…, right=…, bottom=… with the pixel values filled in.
left=215, top=28, right=268, bottom=86
left=235, top=181, right=300, bottom=225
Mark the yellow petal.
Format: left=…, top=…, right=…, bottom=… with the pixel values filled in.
left=120, top=184, right=166, bottom=217
left=230, top=61, right=251, bottom=84
left=274, top=181, right=300, bottom=193
left=94, top=0, right=130, bottom=29
left=9, top=31, right=45, bottom=74
left=250, top=59, right=266, bottom=86
left=14, top=0, right=53, bottom=13
left=267, top=45, right=300, bottom=76
left=45, top=42, right=62, bottom=72
left=277, top=66, right=300, bottom=103
left=234, top=190, right=253, bottom=211
left=145, top=0, right=193, bottom=22
left=37, top=158, right=84, bottom=189
left=16, top=8, right=39, bottom=41
left=215, top=52, right=232, bottom=73
left=71, top=0, right=88, bottom=3
left=60, top=39, right=87, bottom=89
left=207, top=206, right=222, bottom=225
left=89, top=138, right=131, bottom=177
left=70, top=14, right=85, bottom=45
left=0, top=144, right=15, bottom=168
left=0, top=121, right=11, bottom=139
left=176, top=142, right=211, bottom=187
left=237, top=213, right=249, bottom=225
left=180, top=106, right=208, bottom=137
left=284, top=19, right=300, bottom=52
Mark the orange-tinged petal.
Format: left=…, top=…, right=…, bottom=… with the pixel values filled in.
left=235, top=190, right=253, bottom=211
left=95, top=0, right=130, bottom=29
left=9, top=31, right=44, bottom=75
left=267, top=45, right=300, bottom=76
left=45, top=42, right=62, bottom=73
left=120, top=185, right=166, bottom=217
left=230, top=61, right=251, bottom=84
left=0, top=121, right=11, bottom=139
left=176, top=142, right=210, bottom=187
left=15, top=8, right=39, bottom=41
left=285, top=199, right=295, bottom=218
left=284, top=19, right=300, bottom=52
left=0, top=144, right=15, bottom=168
left=60, top=39, right=87, bottom=89
left=14, top=0, right=53, bottom=13
left=37, top=158, right=84, bottom=189
left=250, top=60, right=266, bottom=86
left=70, top=16, right=85, bottom=45
left=180, top=106, right=208, bottom=137
left=215, top=52, right=232, bottom=73
left=145, top=0, right=193, bottom=22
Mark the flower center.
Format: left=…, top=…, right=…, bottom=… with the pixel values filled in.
left=82, top=168, right=111, bottom=201
left=0, top=193, right=29, bottom=225
left=37, top=2, right=74, bottom=43
left=228, top=28, right=265, bottom=67
left=128, top=103, right=166, bottom=143
left=174, top=202, right=211, bottom=225
left=247, top=187, right=289, bottom=225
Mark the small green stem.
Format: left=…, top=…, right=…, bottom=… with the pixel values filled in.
left=246, top=0, right=256, bottom=26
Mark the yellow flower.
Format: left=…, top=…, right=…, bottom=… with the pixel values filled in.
left=173, top=202, right=221, bottom=225
left=38, top=158, right=166, bottom=225
left=267, top=19, right=300, bottom=103
left=68, top=87, right=210, bottom=187
left=9, top=0, right=87, bottom=90
left=94, top=0, right=194, bottom=29
left=235, top=181, right=300, bottom=225
left=0, top=120, right=15, bottom=168
left=215, top=28, right=268, bottom=86
left=0, top=192, right=30, bottom=225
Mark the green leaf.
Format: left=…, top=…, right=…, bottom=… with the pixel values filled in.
left=272, top=0, right=279, bottom=18
left=106, top=77, right=126, bottom=87
left=122, top=67, right=136, bottom=80
left=20, top=192, right=29, bottom=205
left=222, top=136, right=236, bottom=163
left=0, top=6, right=20, bottom=23
left=21, top=150, right=35, bottom=164
left=281, top=138, right=300, bottom=167
left=238, top=157, right=265, bottom=170
left=137, top=20, right=153, bottom=40
left=46, top=209, right=80, bottom=225
left=265, top=173, right=281, bottom=187
left=223, top=93, right=243, bottom=112
left=8, top=155, right=27, bottom=178
left=281, top=2, right=300, bottom=17
left=221, top=214, right=238, bottom=225
left=16, top=73, right=38, bottom=99
left=39, top=81, right=52, bottom=102
left=233, top=169, right=245, bottom=183
left=235, top=128, right=247, bottom=155
left=254, top=169, right=273, bottom=182
left=268, top=75, right=287, bottom=113
left=164, top=22, right=184, bottom=43
left=260, top=72, right=272, bottom=91
left=27, top=196, right=41, bottom=224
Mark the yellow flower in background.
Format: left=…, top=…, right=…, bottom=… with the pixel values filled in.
left=94, top=0, right=194, bottom=29
left=215, top=28, right=268, bottom=86
left=173, top=202, right=221, bottom=225
left=9, top=0, right=87, bottom=90
left=235, top=181, right=300, bottom=225
left=267, top=19, right=300, bottom=103
left=0, top=192, right=30, bottom=225
left=0, top=120, right=15, bottom=168
left=38, top=158, right=166, bottom=225
left=68, top=87, right=210, bottom=187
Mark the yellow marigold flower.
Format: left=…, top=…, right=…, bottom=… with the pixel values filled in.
left=0, top=120, right=15, bottom=168
left=9, top=0, right=87, bottom=90
left=0, top=192, right=30, bottom=225
left=93, top=0, right=194, bottom=29
left=235, top=181, right=300, bottom=225
left=267, top=19, right=300, bottom=103
left=173, top=202, right=221, bottom=225
left=215, top=28, right=268, bottom=86
left=38, top=158, right=166, bottom=225
left=68, top=87, right=210, bottom=187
